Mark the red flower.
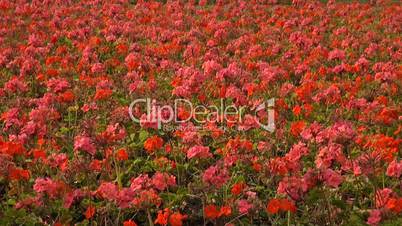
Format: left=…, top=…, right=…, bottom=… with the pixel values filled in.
left=385, top=198, right=402, bottom=213
left=58, top=90, right=75, bottom=102
left=266, top=199, right=280, bottom=214
left=89, top=160, right=102, bottom=171
left=290, top=121, right=306, bottom=137
left=292, top=105, right=302, bottom=116
left=8, top=167, right=30, bottom=181
left=116, top=148, right=128, bottom=161
left=169, top=212, right=187, bottom=226
left=204, top=204, right=220, bottom=219
left=279, top=199, right=296, bottom=213
left=32, top=149, right=46, bottom=160
left=219, top=206, right=232, bottom=217
left=155, top=208, right=170, bottom=225
left=267, top=198, right=296, bottom=214
left=85, top=205, right=95, bottom=219
left=94, top=88, right=113, bottom=100
left=231, top=182, right=246, bottom=196
left=1, top=141, right=26, bottom=156
left=123, top=220, right=138, bottom=226
left=144, top=136, right=164, bottom=153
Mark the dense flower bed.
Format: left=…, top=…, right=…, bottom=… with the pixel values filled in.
left=0, top=0, right=401, bottom=225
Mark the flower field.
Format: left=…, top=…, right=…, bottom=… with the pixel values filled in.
left=0, top=0, right=401, bottom=225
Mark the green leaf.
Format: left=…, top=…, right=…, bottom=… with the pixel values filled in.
left=7, top=199, right=16, bottom=206
left=139, top=130, right=149, bottom=142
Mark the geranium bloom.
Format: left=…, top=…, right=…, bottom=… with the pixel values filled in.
left=169, top=212, right=187, bottom=226
left=116, top=148, right=129, bottom=161
left=151, top=172, right=176, bottom=191
left=322, top=169, right=343, bottom=188
left=144, top=136, right=164, bottom=153
left=231, top=182, right=246, bottom=196
left=96, top=182, right=119, bottom=201
left=375, top=188, right=393, bottom=208
left=367, top=209, right=381, bottom=226
left=155, top=208, right=170, bottom=225
left=8, top=167, right=30, bottom=181
left=267, top=199, right=281, bottom=214
left=204, top=204, right=220, bottom=219
left=202, top=165, right=229, bottom=188
left=386, top=160, right=402, bottom=177
left=328, top=49, right=346, bottom=61
left=123, top=220, right=137, bottom=226
left=279, top=199, right=296, bottom=213
left=290, top=121, right=306, bottom=137
left=33, top=178, right=66, bottom=198
left=385, top=198, right=402, bottom=213
left=0, top=0, right=400, bottom=225
left=85, top=206, right=96, bottom=219
left=74, top=135, right=96, bottom=155
left=237, top=199, right=253, bottom=214
left=94, top=88, right=113, bottom=100
left=187, top=145, right=212, bottom=159
left=267, top=198, right=296, bottom=214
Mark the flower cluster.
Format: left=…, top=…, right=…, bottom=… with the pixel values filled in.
left=0, top=0, right=401, bottom=225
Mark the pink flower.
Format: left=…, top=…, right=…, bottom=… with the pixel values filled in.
left=4, top=76, right=28, bottom=93
left=323, top=169, right=343, bottom=188
left=225, top=85, right=247, bottom=105
left=1, top=107, right=22, bottom=131
left=328, top=49, right=346, bottom=61
left=130, top=174, right=150, bottom=191
left=386, top=160, right=402, bottom=178
left=46, top=78, right=70, bottom=93
left=202, top=60, right=222, bottom=76
left=285, top=142, right=309, bottom=162
left=64, top=189, right=84, bottom=208
left=47, top=153, right=68, bottom=170
left=237, top=199, right=253, bottom=214
left=202, top=165, right=229, bottom=188
left=187, top=145, right=212, bottom=159
left=97, top=182, right=119, bottom=201
left=74, top=135, right=96, bottom=155
left=375, top=188, right=393, bottom=208
left=117, top=188, right=136, bottom=208
left=246, top=191, right=257, bottom=199
left=33, top=177, right=64, bottom=198
left=367, top=209, right=381, bottom=226
left=238, top=114, right=259, bottom=131
left=91, top=63, right=105, bottom=74
left=329, top=121, right=355, bottom=143
left=315, top=143, right=343, bottom=169
left=33, top=178, right=52, bottom=193
left=81, top=103, right=98, bottom=113
left=300, top=122, right=322, bottom=141
left=277, top=176, right=306, bottom=201
left=257, top=141, right=271, bottom=152
left=259, top=66, right=286, bottom=84
left=152, top=172, right=176, bottom=191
